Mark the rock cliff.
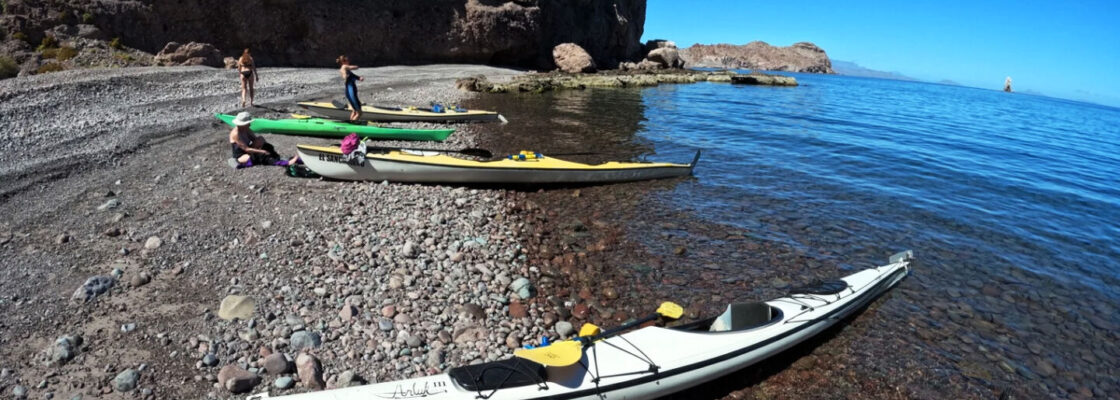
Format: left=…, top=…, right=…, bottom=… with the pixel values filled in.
left=0, top=0, right=645, bottom=69
left=680, top=41, right=834, bottom=73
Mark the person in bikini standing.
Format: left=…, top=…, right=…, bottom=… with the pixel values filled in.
left=238, top=49, right=258, bottom=107
left=337, top=55, right=364, bottom=121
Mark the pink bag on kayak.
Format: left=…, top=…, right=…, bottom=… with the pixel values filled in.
left=340, top=133, right=360, bottom=154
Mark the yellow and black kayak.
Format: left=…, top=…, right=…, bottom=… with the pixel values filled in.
left=298, top=101, right=505, bottom=123
left=295, top=145, right=700, bottom=184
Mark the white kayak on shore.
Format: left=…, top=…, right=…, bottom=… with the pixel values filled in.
left=295, top=145, right=700, bottom=184
left=248, top=251, right=913, bottom=400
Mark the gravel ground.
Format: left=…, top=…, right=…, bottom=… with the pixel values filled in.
left=0, top=65, right=561, bottom=399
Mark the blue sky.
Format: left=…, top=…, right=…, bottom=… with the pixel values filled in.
left=644, top=0, right=1120, bottom=107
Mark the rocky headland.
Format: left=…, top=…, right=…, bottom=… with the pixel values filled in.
left=456, top=69, right=797, bottom=94
left=681, top=41, right=834, bottom=73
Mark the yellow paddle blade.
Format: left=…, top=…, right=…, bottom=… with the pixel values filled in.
left=578, top=323, right=601, bottom=337
left=513, top=340, right=583, bottom=366
left=291, top=114, right=312, bottom=119
left=657, top=302, right=684, bottom=319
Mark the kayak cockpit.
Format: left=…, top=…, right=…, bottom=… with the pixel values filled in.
left=671, top=302, right=784, bottom=332
left=447, top=357, right=548, bottom=393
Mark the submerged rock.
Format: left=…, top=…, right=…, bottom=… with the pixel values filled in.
left=730, top=72, right=798, bottom=86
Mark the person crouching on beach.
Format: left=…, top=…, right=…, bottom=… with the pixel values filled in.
left=337, top=55, right=364, bottom=121
left=237, top=49, right=258, bottom=107
left=227, top=112, right=298, bottom=169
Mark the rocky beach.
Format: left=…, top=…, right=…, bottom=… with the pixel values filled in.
left=0, top=64, right=574, bottom=399
left=4, top=65, right=1117, bottom=400
left=3, top=1, right=1118, bottom=400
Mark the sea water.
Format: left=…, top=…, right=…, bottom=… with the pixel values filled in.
left=640, top=73, right=1120, bottom=296
left=469, top=72, right=1120, bottom=396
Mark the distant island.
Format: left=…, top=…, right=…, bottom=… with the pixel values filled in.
left=831, top=60, right=918, bottom=81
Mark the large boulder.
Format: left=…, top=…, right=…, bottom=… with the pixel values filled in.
left=154, top=41, right=223, bottom=67
left=646, top=47, right=684, bottom=69
left=552, top=43, right=596, bottom=73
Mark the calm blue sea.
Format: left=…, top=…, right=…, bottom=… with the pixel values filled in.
left=471, top=72, right=1120, bottom=396
left=637, top=73, right=1120, bottom=298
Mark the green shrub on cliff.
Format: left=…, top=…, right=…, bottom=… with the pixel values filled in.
left=0, top=56, right=18, bottom=79
left=82, top=12, right=93, bottom=23
left=113, top=51, right=134, bottom=63
left=13, top=32, right=28, bottom=43
left=37, top=35, right=59, bottom=52
left=56, top=46, right=77, bottom=61
left=2, top=1, right=8, bottom=15
left=44, top=46, right=77, bottom=61
left=37, top=62, right=65, bottom=74
left=109, top=37, right=122, bottom=49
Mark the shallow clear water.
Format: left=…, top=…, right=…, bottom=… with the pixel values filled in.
left=470, top=73, right=1120, bottom=396
left=637, top=74, right=1120, bottom=297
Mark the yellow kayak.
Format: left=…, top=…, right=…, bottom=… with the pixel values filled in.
left=296, top=145, right=700, bottom=184
left=297, top=101, right=505, bottom=123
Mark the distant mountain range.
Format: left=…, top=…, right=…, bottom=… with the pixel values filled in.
left=830, top=60, right=919, bottom=81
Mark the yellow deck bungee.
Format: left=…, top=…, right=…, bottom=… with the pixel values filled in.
left=297, top=145, right=692, bottom=170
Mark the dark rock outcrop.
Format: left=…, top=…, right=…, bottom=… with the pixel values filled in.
left=1, top=0, right=646, bottom=69
left=681, top=41, right=834, bottom=73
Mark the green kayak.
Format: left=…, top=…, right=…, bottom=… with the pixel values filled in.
left=214, top=114, right=454, bottom=141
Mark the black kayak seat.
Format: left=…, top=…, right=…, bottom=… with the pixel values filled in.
left=448, top=357, right=547, bottom=391
left=709, top=302, right=778, bottom=332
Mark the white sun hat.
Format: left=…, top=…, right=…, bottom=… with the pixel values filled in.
left=232, top=111, right=254, bottom=126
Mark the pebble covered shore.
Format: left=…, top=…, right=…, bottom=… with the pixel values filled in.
left=0, top=65, right=574, bottom=399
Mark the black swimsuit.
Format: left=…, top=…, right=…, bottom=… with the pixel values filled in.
left=345, top=69, right=362, bottom=111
